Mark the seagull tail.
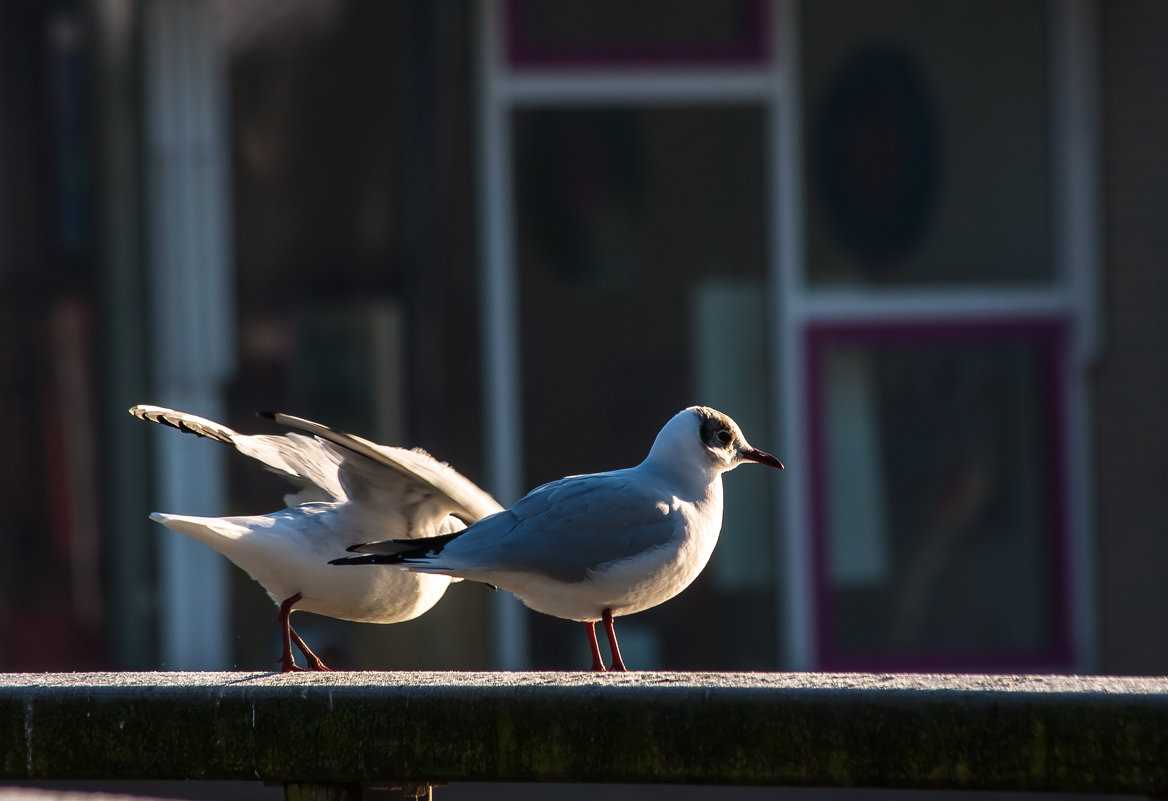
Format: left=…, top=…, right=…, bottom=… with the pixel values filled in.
left=148, top=512, right=249, bottom=554
left=329, top=530, right=463, bottom=566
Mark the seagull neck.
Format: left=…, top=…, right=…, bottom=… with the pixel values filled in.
left=637, top=453, right=721, bottom=504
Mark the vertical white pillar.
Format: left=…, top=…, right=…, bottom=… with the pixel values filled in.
left=143, top=0, right=235, bottom=670
left=1052, top=0, right=1101, bottom=672
left=477, top=0, right=530, bottom=669
left=772, top=0, right=815, bottom=670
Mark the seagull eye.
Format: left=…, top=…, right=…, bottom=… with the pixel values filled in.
left=716, top=429, right=732, bottom=446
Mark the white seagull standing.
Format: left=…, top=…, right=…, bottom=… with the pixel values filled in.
left=130, top=405, right=502, bottom=672
left=332, top=406, right=783, bottom=671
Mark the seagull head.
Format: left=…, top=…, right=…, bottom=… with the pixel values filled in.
left=645, top=406, right=784, bottom=483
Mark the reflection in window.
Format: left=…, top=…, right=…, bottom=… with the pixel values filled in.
left=512, top=106, right=777, bottom=669
left=809, top=323, right=1070, bottom=669
left=802, top=0, right=1052, bottom=286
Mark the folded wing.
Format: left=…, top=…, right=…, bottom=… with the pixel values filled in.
left=343, top=472, right=683, bottom=582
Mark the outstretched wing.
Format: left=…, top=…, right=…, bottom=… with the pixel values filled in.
left=259, top=411, right=503, bottom=528
left=131, top=405, right=504, bottom=540
left=130, top=404, right=344, bottom=503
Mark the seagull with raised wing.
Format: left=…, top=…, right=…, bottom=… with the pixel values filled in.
left=130, top=405, right=502, bottom=672
left=331, top=406, right=783, bottom=671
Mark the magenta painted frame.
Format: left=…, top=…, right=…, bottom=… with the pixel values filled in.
left=505, top=0, right=771, bottom=69
left=805, top=318, right=1073, bottom=672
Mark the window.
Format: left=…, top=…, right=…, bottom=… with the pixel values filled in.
left=808, top=321, right=1071, bottom=669
left=480, top=0, right=1096, bottom=671
left=513, top=105, right=774, bottom=669
left=480, top=0, right=784, bottom=669
left=507, top=0, right=769, bottom=67
left=784, top=0, right=1097, bottom=671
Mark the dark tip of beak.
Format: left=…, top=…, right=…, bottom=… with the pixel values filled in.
left=743, top=447, right=784, bottom=470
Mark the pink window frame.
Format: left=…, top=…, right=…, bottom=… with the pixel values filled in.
left=805, top=318, right=1074, bottom=672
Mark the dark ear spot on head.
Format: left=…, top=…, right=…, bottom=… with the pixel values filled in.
left=699, top=414, right=733, bottom=449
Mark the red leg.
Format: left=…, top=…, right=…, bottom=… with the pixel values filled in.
left=290, top=627, right=331, bottom=672
left=602, top=608, right=627, bottom=672
left=585, top=621, right=606, bottom=672
left=277, top=594, right=305, bottom=672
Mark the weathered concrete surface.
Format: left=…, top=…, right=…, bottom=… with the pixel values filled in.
left=1, top=672, right=1167, bottom=793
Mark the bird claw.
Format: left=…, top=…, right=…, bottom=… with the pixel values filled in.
left=278, top=656, right=332, bottom=673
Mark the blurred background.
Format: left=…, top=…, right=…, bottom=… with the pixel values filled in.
left=0, top=0, right=1164, bottom=679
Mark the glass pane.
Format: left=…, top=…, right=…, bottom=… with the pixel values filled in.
left=809, top=323, right=1069, bottom=669
left=507, top=0, right=769, bottom=67
left=802, top=0, right=1052, bottom=286
left=512, top=106, right=777, bottom=669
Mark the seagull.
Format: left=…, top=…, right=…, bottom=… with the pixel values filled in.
left=130, top=405, right=502, bottom=672
left=331, top=406, right=783, bottom=671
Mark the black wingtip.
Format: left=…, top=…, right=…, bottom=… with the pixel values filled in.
left=257, top=410, right=277, bottom=421
left=329, top=555, right=377, bottom=566
left=346, top=537, right=418, bottom=554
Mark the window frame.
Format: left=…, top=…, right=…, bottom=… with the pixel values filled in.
left=778, top=0, right=1101, bottom=672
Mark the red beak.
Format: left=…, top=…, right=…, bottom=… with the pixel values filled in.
left=742, top=447, right=784, bottom=470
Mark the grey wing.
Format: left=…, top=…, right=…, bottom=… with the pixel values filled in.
left=440, top=473, right=684, bottom=582
left=262, top=411, right=504, bottom=538
left=130, top=404, right=345, bottom=503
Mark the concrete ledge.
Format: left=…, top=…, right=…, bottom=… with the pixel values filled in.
left=1, top=672, right=1167, bottom=794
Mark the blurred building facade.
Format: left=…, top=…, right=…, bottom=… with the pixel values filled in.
left=0, top=0, right=1164, bottom=676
